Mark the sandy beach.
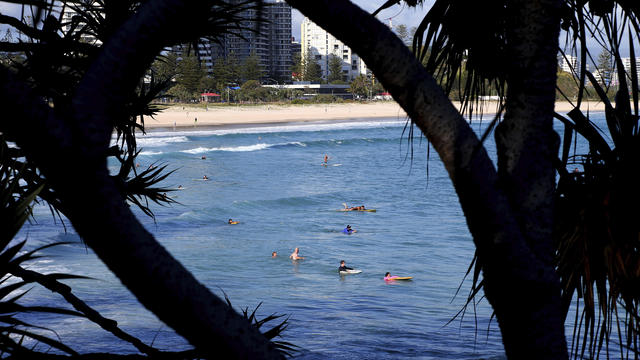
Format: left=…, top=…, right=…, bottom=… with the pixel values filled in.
left=143, top=101, right=608, bottom=129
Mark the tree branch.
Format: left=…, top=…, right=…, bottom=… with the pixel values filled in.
left=286, top=1, right=567, bottom=357
left=0, top=0, right=284, bottom=358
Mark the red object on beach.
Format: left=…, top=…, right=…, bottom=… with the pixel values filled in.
left=201, top=92, right=221, bottom=96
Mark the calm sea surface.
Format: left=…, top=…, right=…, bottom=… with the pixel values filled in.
left=17, top=112, right=606, bottom=359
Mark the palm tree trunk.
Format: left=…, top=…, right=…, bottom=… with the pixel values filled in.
left=286, top=0, right=567, bottom=358
left=489, top=0, right=567, bottom=357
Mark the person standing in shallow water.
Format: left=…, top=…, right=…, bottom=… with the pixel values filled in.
left=289, top=247, right=304, bottom=260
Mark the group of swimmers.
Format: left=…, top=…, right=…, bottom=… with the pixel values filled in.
left=270, top=247, right=401, bottom=280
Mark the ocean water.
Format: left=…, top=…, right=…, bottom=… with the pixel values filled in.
left=16, top=113, right=603, bottom=359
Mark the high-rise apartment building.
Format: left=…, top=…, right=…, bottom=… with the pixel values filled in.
left=622, top=57, right=640, bottom=77
left=560, top=55, right=578, bottom=74
left=177, top=0, right=292, bottom=83
left=301, top=17, right=369, bottom=82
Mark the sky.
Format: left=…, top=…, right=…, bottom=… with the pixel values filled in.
left=291, top=1, right=430, bottom=41
left=0, top=1, right=635, bottom=57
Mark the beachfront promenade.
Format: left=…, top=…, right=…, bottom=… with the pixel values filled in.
left=143, top=101, right=608, bottom=129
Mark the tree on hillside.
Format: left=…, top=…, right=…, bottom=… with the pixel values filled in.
left=348, top=74, right=370, bottom=99
left=303, top=51, right=322, bottom=82
left=151, top=52, right=179, bottom=83
left=175, top=52, right=206, bottom=96
left=213, top=52, right=241, bottom=92
left=327, top=54, right=344, bottom=83
left=394, top=24, right=409, bottom=45
left=291, top=52, right=303, bottom=81
left=596, top=49, right=615, bottom=88
left=287, top=0, right=640, bottom=359
left=241, top=51, right=263, bottom=82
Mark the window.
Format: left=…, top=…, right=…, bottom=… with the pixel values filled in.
left=343, top=55, right=349, bottom=60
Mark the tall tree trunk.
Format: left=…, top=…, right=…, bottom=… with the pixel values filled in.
left=489, top=0, right=567, bottom=357
left=0, top=0, right=284, bottom=358
left=286, top=0, right=567, bottom=358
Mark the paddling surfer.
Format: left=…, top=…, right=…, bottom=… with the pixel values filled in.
left=338, top=260, right=353, bottom=272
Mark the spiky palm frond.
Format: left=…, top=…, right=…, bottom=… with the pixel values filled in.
left=0, top=151, right=83, bottom=356
left=0, top=0, right=268, bottom=219
left=554, top=8, right=640, bottom=358
left=223, top=293, right=299, bottom=358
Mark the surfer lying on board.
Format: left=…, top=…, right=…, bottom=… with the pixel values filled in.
left=289, top=247, right=305, bottom=260
left=343, top=225, right=357, bottom=234
left=384, top=272, right=398, bottom=281
left=342, top=203, right=366, bottom=211
left=338, top=260, right=353, bottom=272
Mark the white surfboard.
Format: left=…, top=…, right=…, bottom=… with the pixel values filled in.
left=339, top=269, right=362, bottom=275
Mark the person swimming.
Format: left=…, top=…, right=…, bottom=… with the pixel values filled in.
left=289, top=247, right=304, bottom=260
left=343, top=225, right=356, bottom=234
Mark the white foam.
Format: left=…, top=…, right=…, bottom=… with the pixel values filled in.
left=133, top=136, right=189, bottom=147
left=139, top=150, right=163, bottom=156
left=144, top=119, right=408, bottom=139
left=180, top=142, right=303, bottom=154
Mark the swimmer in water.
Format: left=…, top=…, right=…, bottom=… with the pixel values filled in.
left=343, top=225, right=356, bottom=234
left=289, top=247, right=304, bottom=260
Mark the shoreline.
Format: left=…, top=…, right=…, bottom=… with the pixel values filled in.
left=142, top=101, right=608, bottom=131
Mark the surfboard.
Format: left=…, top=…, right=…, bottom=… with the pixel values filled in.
left=386, top=276, right=413, bottom=280
left=337, top=209, right=376, bottom=212
left=167, top=187, right=186, bottom=190
left=228, top=221, right=239, bottom=225
left=193, top=179, right=210, bottom=181
left=339, top=269, right=362, bottom=275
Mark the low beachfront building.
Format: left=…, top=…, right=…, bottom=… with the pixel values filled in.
left=264, top=82, right=352, bottom=99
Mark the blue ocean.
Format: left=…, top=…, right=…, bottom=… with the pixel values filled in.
left=17, top=112, right=603, bottom=359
